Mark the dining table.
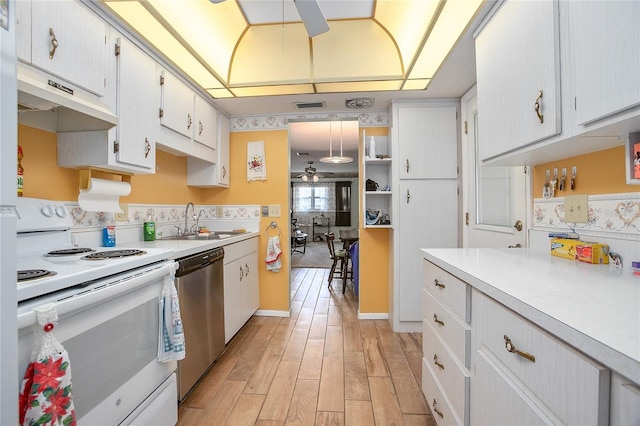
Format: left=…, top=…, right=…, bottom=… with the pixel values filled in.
left=338, top=229, right=359, bottom=250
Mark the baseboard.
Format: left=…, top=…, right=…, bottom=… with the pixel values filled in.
left=254, top=309, right=291, bottom=318
left=357, top=312, right=389, bottom=320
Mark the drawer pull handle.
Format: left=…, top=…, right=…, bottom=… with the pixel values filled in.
left=433, top=313, right=444, bottom=326
left=534, top=90, right=544, bottom=124
left=49, top=28, right=59, bottom=59
left=432, top=399, right=444, bottom=418
left=433, top=354, right=445, bottom=370
left=433, top=279, right=445, bottom=289
left=504, top=335, right=536, bottom=363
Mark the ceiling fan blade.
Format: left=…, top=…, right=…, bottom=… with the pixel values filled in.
left=294, top=0, right=329, bottom=37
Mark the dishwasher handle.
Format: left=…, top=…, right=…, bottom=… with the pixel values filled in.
left=175, top=248, right=224, bottom=277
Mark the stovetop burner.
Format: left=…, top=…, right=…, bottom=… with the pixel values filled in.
left=46, top=248, right=95, bottom=256
left=18, top=269, right=57, bottom=282
left=81, top=249, right=147, bottom=260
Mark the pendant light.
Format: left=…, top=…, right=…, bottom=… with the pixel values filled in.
left=319, top=121, right=353, bottom=164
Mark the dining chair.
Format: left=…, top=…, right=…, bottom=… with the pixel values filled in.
left=325, top=232, right=349, bottom=294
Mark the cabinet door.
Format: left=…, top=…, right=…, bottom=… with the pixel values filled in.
left=193, top=95, right=217, bottom=149
left=397, top=106, right=457, bottom=179
left=217, top=113, right=230, bottom=186
left=569, top=1, right=640, bottom=125
left=240, top=250, right=259, bottom=325
left=476, top=0, right=560, bottom=161
left=160, top=70, right=194, bottom=138
left=31, top=0, right=109, bottom=97
left=223, top=258, right=242, bottom=344
left=115, top=36, right=156, bottom=171
left=398, top=180, right=458, bottom=321
left=16, top=0, right=31, bottom=62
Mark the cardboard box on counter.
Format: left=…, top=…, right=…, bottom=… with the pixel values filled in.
left=576, top=243, right=609, bottom=264
left=550, top=238, right=583, bottom=260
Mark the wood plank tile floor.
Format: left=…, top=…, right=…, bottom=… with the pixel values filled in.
left=177, top=268, right=437, bottom=426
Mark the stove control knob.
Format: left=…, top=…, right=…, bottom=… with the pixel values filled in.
left=54, top=205, right=67, bottom=218
left=40, top=204, right=53, bottom=217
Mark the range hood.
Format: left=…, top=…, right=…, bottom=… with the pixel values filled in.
left=17, top=63, right=118, bottom=131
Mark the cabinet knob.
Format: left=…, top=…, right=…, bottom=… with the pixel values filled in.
left=534, top=90, right=544, bottom=124
left=432, top=399, right=444, bottom=418
left=433, top=313, right=445, bottom=326
left=504, top=335, right=536, bottom=363
left=49, top=28, right=59, bottom=59
left=144, top=138, right=151, bottom=158
left=433, top=354, right=445, bottom=370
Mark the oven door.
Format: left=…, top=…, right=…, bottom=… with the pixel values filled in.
left=18, top=261, right=178, bottom=426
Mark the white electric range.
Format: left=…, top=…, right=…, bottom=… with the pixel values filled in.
left=16, top=197, right=179, bottom=425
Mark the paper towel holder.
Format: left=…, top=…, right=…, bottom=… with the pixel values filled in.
left=79, top=168, right=132, bottom=190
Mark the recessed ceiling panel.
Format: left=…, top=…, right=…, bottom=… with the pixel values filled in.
left=313, top=20, right=402, bottom=82
left=152, top=0, right=247, bottom=76
left=231, top=83, right=315, bottom=97
left=316, top=80, right=403, bottom=93
left=231, top=24, right=312, bottom=85
left=238, top=0, right=374, bottom=24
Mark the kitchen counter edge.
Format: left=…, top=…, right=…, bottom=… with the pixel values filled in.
left=124, top=231, right=260, bottom=259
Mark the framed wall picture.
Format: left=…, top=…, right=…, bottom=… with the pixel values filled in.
left=625, top=132, right=640, bottom=185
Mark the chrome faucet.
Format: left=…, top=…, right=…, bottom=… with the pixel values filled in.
left=184, top=202, right=194, bottom=234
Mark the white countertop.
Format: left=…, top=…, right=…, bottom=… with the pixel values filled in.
left=121, top=231, right=260, bottom=259
left=421, top=248, right=640, bottom=384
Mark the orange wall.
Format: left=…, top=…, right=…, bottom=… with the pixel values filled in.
left=532, top=146, right=637, bottom=196
left=203, top=130, right=291, bottom=312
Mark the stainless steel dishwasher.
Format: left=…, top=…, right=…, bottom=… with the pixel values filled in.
left=174, top=247, right=225, bottom=401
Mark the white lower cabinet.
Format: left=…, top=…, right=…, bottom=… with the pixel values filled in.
left=424, top=258, right=614, bottom=425
left=471, top=290, right=609, bottom=425
left=223, top=237, right=259, bottom=343
left=422, top=261, right=471, bottom=425
left=610, top=372, right=640, bottom=426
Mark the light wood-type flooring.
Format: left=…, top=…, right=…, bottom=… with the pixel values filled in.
left=177, top=267, right=436, bottom=425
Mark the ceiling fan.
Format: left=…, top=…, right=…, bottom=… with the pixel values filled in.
left=209, top=0, right=329, bottom=38
left=297, top=161, right=322, bottom=182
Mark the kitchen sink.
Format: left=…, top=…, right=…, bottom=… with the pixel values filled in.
left=158, top=230, right=248, bottom=241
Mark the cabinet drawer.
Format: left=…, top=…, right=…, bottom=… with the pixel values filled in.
left=422, top=289, right=470, bottom=366
left=610, top=372, right=640, bottom=426
left=224, top=237, right=258, bottom=264
left=472, top=291, right=609, bottom=425
left=423, top=261, right=470, bottom=322
left=422, top=358, right=464, bottom=426
left=423, top=320, right=470, bottom=423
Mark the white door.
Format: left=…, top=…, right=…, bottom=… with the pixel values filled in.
left=461, top=87, right=528, bottom=248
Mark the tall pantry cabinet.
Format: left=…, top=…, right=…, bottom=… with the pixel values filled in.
left=390, top=101, right=460, bottom=331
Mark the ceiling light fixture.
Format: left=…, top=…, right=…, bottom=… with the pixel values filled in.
left=345, top=97, right=375, bottom=109
left=319, top=121, right=353, bottom=164
left=298, top=161, right=320, bottom=182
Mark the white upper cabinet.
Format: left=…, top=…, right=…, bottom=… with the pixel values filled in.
left=217, top=113, right=230, bottom=187
left=475, top=0, right=561, bottom=161
left=187, top=112, right=230, bottom=188
left=193, top=95, right=218, bottom=150
left=159, top=69, right=195, bottom=139
left=569, top=1, right=640, bottom=125
left=113, top=36, right=157, bottom=172
left=396, top=105, right=458, bottom=179
left=28, top=0, right=109, bottom=97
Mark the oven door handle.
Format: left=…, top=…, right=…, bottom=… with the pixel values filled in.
left=18, top=262, right=177, bottom=329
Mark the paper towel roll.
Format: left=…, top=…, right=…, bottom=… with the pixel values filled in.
left=78, top=178, right=131, bottom=212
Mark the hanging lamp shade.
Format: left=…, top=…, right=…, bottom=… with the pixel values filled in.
left=319, top=121, right=353, bottom=164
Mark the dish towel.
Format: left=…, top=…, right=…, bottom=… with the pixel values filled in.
left=158, top=262, right=186, bottom=362
left=265, top=235, right=282, bottom=272
left=19, top=304, right=77, bottom=426
left=247, top=141, right=267, bottom=182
